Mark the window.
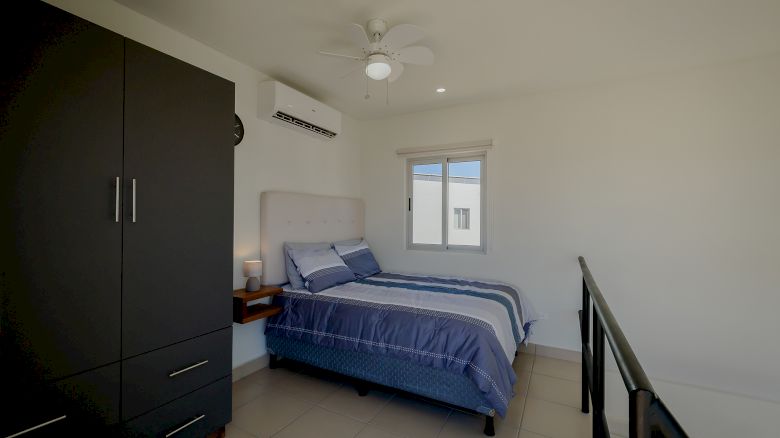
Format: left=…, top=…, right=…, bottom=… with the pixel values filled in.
left=407, top=154, right=486, bottom=252
left=454, top=208, right=470, bottom=230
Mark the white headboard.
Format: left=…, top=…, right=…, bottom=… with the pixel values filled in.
left=259, top=191, right=365, bottom=285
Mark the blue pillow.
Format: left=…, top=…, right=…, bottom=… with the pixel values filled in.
left=333, top=239, right=381, bottom=279
left=289, top=247, right=356, bottom=293
left=283, top=242, right=331, bottom=289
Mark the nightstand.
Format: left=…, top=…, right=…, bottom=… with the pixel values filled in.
left=232, top=286, right=283, bottom=324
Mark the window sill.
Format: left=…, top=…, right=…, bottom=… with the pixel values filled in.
left=406, top=245, right=487, bottom=255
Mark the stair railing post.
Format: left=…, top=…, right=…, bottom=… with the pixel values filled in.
left=581, top=276, right=591, bottom=414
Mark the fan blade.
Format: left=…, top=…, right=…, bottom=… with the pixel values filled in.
left=348, top=23, right=370, bottom=50
left=318, top=51, right=364, bottom=61
left=380, top=24, right=425, bottom=49
left=388, top=60, right=404, bottom=83
left=339, top=63, right=364, bottom=79
left=396, top=46, right=434, bottom=65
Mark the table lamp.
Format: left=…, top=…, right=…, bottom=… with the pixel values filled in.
left=242, top=260, right=263, bottom=292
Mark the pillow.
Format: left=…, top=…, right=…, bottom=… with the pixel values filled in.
left=333, top=239, right=381, bottom=279
left=283, top=242, right=331, bottom=289
left=289, top=247, right=356, bottom=293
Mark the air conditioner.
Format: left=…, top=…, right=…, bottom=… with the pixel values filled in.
left=258, top=81, right=341, bottom=140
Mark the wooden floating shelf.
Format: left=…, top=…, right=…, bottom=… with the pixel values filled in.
left=232, top=286, right=283, bottom=324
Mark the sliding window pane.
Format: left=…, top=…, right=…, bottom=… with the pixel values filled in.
left=412, top=162, right=442, bottom=245
left=448, top=160, right=481, bottom=246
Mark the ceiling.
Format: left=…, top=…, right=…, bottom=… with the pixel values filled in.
left=116, top=0, right=780, bottom=119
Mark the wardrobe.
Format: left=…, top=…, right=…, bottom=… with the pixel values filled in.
left=1, top=1, right=234, bottom=436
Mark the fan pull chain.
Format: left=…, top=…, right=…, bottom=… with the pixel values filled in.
left=364, top=60, right=370, bottom=100
left=386, top=79, right=390, bottom=106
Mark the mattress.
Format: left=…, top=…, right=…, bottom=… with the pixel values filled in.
left=265, top=272, right=538, bottom=417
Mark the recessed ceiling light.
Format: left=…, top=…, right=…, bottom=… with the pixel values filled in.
left=436, top=88, right=446, bottom=93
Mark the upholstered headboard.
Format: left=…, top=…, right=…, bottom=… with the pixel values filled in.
left=259, top=191, right=365, bottom=285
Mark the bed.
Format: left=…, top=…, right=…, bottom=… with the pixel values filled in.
left=258, top=191, right=537, bottom=436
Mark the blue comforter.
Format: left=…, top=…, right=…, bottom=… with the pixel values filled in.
left=265, top=272, right=538, bottom=417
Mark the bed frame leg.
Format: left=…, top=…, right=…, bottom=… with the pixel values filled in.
left=269, top=354, right=279, bottom=369
left=355, top=381, right=369, bottom=397
left=483, top=416, right=495, bottom=436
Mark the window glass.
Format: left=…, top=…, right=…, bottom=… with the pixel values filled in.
left=411, top=162, right=442, bottom=245
left=448, top=160, right=480, bottom=246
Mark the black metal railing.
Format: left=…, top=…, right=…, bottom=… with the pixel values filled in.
left=579, top=256, right=689, bottom=438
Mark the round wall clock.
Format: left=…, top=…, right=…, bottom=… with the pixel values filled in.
left=233, top=114, right=244, bottom=146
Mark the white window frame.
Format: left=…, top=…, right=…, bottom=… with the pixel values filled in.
left=406, top=153, right=487, bottom=253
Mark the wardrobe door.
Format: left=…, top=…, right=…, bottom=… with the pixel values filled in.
left=0, top=0, right=123, bottom=381
left=122, top=40, right=234, bottom=357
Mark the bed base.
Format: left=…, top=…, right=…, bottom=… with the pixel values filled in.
left=269, top=352, right=496, bottom=436
left=266, top=333, right=499, bottom=436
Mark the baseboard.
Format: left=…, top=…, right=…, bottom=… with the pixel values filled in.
left=532, top=343, right=581, bottom=363
left=232, top=353, right=269, bottom=382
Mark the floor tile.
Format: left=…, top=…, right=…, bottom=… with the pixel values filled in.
left=534, top=346, right=579, bottom=363
left=232, top=378, right=266, bottom=411
left=230, top=392, right=313, bottom=438
left=245, top=367, right=299, bottom=387
left=257, top=370, right=342, bottom=404
left=438, top=410, right=519, bottom=438
left=527, top=374, right=581, bottom=409
left=318, top=384, right=394, bottom=422
left=225, top=423, right=257, bottom=438
left=356, top=425, right=405, bottom=438
left=514, top=371, right=532, bottom=395
left=521, top=397, right=591, bottom=438
left=272, top=406, right=365, bottom=438
left=518, top=429, right=549, bottom=438
left=501, top=394, right=526, bottom=429
left=370, top=395, right=451, bottom=438
left=532, top=357, right=581, bottom=382
left=513, top=353, right=535, bottom=373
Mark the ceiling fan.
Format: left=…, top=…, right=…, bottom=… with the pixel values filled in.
left=318, top=18, right=434, bottom=95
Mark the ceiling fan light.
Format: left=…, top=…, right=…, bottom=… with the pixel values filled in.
left=365, top=54, right=391, bottom=80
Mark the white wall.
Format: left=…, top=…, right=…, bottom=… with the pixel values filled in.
left=44, top=0, right=363, bottom=369
left=361, top=54, right=780, bottom=433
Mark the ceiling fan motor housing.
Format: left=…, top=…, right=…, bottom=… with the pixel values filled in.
left=366, top=18, right=388, bottom=41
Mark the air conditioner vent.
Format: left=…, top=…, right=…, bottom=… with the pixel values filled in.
left=272, top=111, right=337, bottom=139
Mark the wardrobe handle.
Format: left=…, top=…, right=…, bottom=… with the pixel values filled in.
left=5, top=415, right=67, bottom=438
left=132, top=178, right=137, bottom=223
left=164, top=415, right=205, bottom=437
left=114, top=177, right=120, bottom=222
left=168, top=360, right=209, bottom=378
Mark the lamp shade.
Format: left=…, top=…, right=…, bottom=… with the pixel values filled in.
left=242, top=260, right=263, bottom=277
left=365, top=54, right=391, bottom=80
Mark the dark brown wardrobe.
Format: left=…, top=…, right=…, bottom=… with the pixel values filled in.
left=1, top=1, right=234, bottom=436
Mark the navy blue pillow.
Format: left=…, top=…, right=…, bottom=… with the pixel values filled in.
left=333, top=239, right=381, bottom=279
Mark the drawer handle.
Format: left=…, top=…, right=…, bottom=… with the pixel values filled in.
left=164, top=414, right=205, bottom=437
left=6, top=415, right=67, bottom=438
left=168, top=359, right=209, bottom=378
left=114, top=177, right=120, bottom=223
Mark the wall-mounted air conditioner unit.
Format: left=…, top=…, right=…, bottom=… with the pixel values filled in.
left=258, top=81, right=341, bottom=140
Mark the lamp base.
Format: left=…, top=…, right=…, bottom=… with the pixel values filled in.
left=245, top=276, right=261, bottom=292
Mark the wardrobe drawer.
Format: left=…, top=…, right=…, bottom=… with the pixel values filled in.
left=122, top=327, right=231, bottom=420
left=123, top=376, right=231, bottom=438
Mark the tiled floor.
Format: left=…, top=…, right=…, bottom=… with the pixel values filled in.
left=227, top=346, right=592, bottom=438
